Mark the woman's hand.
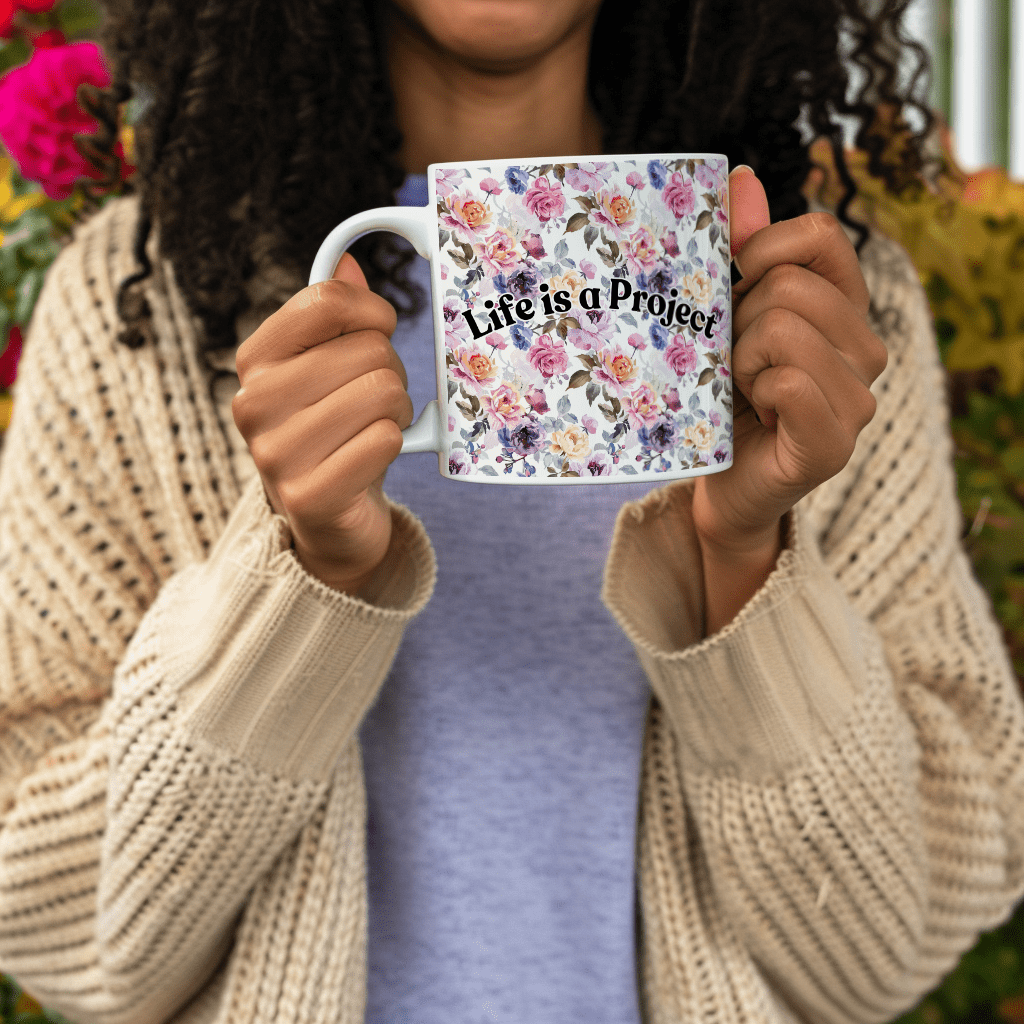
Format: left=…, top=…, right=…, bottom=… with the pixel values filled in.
left=231, top=253, right=413, bottom=596
left=692, top=169, right=889, bottom=557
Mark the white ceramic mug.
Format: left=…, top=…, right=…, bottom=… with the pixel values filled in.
left=310, top=153, right=734, bottom=484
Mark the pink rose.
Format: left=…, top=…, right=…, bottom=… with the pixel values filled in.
left=0, top=42, right=117, bottom=200
left=525, top=387, right=549, bottom=414
left=523, top=177, right=565, bottom=222
left=664, top=334, right=697, bottom=376
left=660, top=231, right=680, bottom=257
left=485, top=383, right=524, bottom=426
left=592, top=346, right=637, bottom=393
left=473, top=228, right=519, bottom=274
left=662, top=172, right=695, bottom=219
left=479, top=176, right=503, bottom=195
left=579, top=259, right=597, bottom=280
left=626, top=383, right=660, bottom=428
left=521, top=231, right=546, bottom=259
left=623, top=226, right=658, bottom=276
left=662, top=386, right=682, bottom=411
left=442, top=187, right=493, bottom=238
left=527, top=335, right=569, bottom=378
left=625, top=170, right=645, bottom=190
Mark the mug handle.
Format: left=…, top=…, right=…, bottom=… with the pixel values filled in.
left=308, top=206, right=440, bottom=454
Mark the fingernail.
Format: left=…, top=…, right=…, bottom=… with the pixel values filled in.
left=732, top=164, right=755, bottom=175
left=730, top=258, right=744, bottom=286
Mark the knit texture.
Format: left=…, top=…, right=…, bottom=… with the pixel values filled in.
left=0, top=195, right=1021, bottom=1024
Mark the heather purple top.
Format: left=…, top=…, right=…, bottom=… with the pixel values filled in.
left=357, top=174, right=668, bottom=1023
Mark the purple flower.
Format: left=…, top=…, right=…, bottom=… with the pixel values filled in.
left=646, top=266, right=675, bottom=295
left=648, top=160, right=668, bottom=189
left=649, top=322, right=669, bottom=350
left=638, top=419, right=676, bottom=453
left=498, top=420, right=546, bottom=455
left=713, top=447, right=729, bottom=463
left=505, top=263, right=540, bottom=297
left=510, top=322, right=533, bottom=351
left=505, top=166, right=529, bottom=194
left=449, top=449, right=472, bottom=475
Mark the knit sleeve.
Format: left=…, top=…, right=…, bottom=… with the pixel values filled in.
left=0, top=198, right=436, bottom=1024
left=602, top=231, right=1024, bottom=1023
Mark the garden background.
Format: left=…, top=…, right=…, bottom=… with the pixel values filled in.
left=0, top=0, right=1022, bottom=1022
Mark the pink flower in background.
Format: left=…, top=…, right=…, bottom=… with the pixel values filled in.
left=2, top=0, right=57, bottom=38
left=0, top=325, right=23, bottom=389
left=625, top=170, right=645, bottom=191
left=0, top=42, right=113, bottom=200
left=479, top=176, right=502, bottom=196
left=662, top=171, right=696, bottom=219
left=523, top=176, right=565, bottom=222
left=579, top=259, right=597, bottom=279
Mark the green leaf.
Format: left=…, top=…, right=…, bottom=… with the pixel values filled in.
left=0, top=38, right=30, bottom=77
left=56, top=0, right=103, bottom=38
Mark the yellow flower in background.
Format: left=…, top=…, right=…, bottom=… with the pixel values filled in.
left=0, top=154, right=46, bottom=235
left=803, top=127, right=1024, bottom=395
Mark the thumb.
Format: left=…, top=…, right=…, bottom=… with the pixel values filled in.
left=728, top=166, right=770, bottom=257
left=332, top=251, right=369, bottom=289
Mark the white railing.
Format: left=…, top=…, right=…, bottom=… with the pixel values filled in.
left=900, top=0, right=1024, bottom=176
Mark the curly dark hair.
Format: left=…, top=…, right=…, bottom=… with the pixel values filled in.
left=84, top=0, right=934, bottom=357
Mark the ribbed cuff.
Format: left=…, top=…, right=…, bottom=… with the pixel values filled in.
left=603, top=482, right=868, bottom=782
left=155, top=475, right=436, bottom=782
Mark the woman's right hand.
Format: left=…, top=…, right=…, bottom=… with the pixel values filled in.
left=231, top=252, right=413, bottom=596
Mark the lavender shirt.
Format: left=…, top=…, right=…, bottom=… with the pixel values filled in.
left=358, top=175, right=665, bottom=1024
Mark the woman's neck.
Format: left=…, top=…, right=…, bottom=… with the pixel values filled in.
left=386, top=5, right=604, bottom=173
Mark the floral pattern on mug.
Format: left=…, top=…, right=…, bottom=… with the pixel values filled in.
left=435, top=157, right=732, bottom=479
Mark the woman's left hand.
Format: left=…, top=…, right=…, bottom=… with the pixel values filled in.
left=691, top=170, right=889, bottom=554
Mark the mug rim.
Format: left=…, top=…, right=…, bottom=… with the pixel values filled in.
left=427, top=152, right=729, bottom=176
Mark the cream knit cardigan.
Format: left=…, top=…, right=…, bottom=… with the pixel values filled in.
left=0, top=195, right=1021, bottom=1024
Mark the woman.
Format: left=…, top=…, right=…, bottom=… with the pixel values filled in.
left=0, top=1, right=1021, bottom=1022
